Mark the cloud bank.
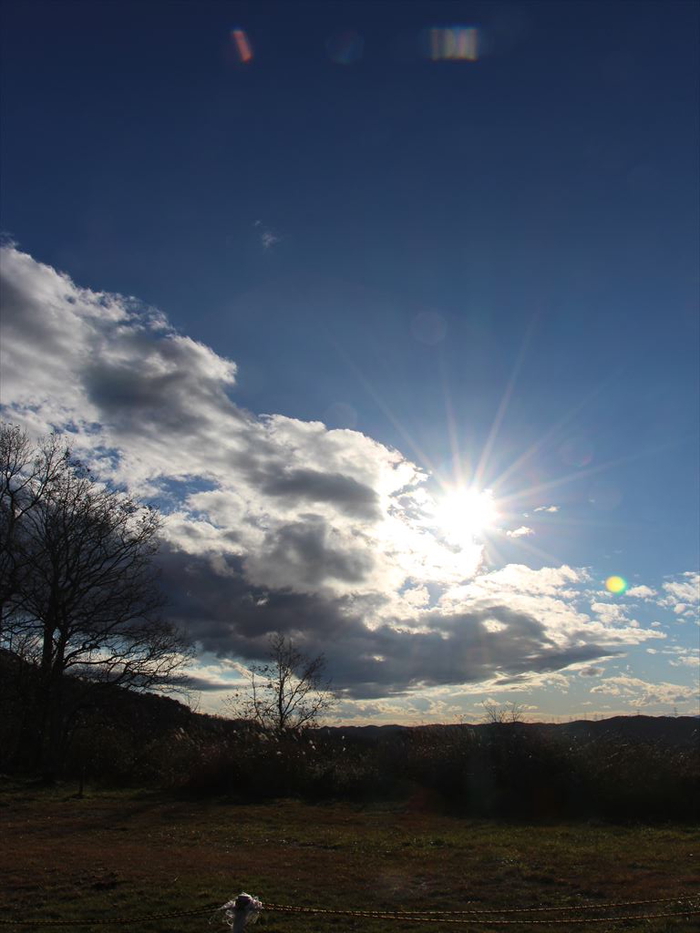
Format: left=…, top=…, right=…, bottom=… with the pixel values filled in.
left=0, top=247, right=687, bottom=708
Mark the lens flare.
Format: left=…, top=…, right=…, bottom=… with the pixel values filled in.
left=326, top=29, right=364, bottom=64
left=425, top=26, right=479, bottom=61
left=559, top=436, right=594, bottom=468
left=605, top=575, right=628, bottom=595
left=231, top=29, right=253, bottom=64
left=411, top=310, right=447, bottom=345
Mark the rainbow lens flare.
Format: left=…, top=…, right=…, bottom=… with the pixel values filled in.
left=426, top=26, right=479, bottom=61
left=605, top=575, right=628, bottom=595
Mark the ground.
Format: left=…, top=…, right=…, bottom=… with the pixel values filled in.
left=0, top=781, right=698, bottom=931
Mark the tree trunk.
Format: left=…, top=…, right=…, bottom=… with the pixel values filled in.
left=37, top=665, right=64, bottom=783
left=41, top=621, right=73, bottom=782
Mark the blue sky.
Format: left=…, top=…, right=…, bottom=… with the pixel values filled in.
left=1, top=1, right=698, bottom=721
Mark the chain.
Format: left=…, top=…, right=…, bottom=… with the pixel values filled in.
left=264, top=903, right=700, bottom=924
left=1, top=893, right=697, bottom=926
left=0, top=904, right=221, bottom=926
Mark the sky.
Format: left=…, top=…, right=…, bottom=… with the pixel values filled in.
left=0, top=0, right=698, bottom=723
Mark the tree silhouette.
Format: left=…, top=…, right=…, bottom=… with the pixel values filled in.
left=0, top=424, right=190, bottom=777
left=231, top=632, right=335, bottom=734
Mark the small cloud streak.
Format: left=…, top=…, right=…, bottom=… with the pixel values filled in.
left=254, top=220, right=280, bottom=250
left=626, top=585, right=657, bottom=599
left=506, top=525, right=534, bottom=538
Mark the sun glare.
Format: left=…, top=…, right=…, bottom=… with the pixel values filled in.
left=433, top=487, right=499, bottom=542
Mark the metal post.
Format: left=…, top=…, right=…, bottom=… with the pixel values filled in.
left=222, top=893, right=262, bottom=931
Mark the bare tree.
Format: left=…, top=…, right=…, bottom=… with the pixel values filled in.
left=230, top=633, right=335, bottom=734
left=482, top=700, right=525, bottom=724
left=0, top=425, right=190, bottom=775
left=0, top=426, right=66, bottom=640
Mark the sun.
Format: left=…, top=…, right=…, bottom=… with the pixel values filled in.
left=432, top=486, right=499, bottom=542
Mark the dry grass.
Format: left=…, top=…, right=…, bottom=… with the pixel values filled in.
left=0, top=780, right=698, bottom=932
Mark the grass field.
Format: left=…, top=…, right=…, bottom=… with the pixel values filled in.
left=1, top=781, right=698, bottom=932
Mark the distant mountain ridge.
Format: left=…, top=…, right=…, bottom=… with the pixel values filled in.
left=316, top=715, right=699, bottom=749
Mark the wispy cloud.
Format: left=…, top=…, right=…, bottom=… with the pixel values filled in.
left=254, top=220, right=280, bottom=249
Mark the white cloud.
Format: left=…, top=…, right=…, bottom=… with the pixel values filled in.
left=589, top=675, right=698, bottom=709
left=506, top=525, right=534, bottom=538
left=534, top=505, right=559, bottom=513
left=666, top=646, right=700, bottom=670
left=591, top=601, right=628, bottom=625
left=669, top=655, right=700, bottom=669
left=663, top=572, right=699, bottom=603
left=626, top=585, right=657, bottom=599
left=254, top=220, right=280, bottom=250
left=660, top=572, right=700, bottom=622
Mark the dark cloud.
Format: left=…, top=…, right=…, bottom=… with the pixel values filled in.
left=180, top=675, right=236, bottom=692
left=245, top=517, right=375, bottom=589
left=579, top=665, right=605, bottom=677
left=82, top=333, right=243, bottom=440
left=85, top=361, right=186, bottom=424
left=158, top=545, right=621, bottom=700
left=258, top=468, right=380, bottom=520
left=0, top=276, right=64, bottom=348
